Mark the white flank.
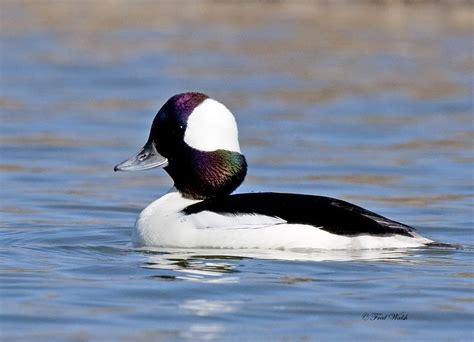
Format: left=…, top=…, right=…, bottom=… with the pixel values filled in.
left=183, top=99, right=241, bottom=153
left=133, top=191, right=433, bottom=250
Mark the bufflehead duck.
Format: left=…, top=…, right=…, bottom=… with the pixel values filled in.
left=115, top=92, right=434, bottom=249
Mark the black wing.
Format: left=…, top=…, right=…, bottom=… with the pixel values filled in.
left=182, top=192, right=416, bottom=237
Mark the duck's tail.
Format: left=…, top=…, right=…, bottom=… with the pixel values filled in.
left=425, top=241, right=463, bottom=249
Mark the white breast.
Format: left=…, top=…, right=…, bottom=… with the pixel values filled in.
left=133, top=191, right=432, bottom=250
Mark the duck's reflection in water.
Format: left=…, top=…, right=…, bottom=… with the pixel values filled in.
left=139, top=247, right=417, bottom=283
left=141, top=249, right=244, bottom=283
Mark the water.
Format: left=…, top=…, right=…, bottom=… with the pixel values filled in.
left=1, top=2, right=473, bottom=341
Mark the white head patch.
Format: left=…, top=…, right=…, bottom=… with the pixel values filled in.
left=184, top=98, right=241, bottom=153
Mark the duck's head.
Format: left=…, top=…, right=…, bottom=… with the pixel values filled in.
left=114, top=92, right=247, bottom=200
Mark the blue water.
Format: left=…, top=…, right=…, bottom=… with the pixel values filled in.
left=1, top=2, right=473, bottom=341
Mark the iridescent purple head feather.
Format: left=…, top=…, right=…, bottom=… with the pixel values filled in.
left=150, top=92, right=209, bottom=135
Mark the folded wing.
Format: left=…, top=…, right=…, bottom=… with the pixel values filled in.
left=182, top=192, right=416, bottom=237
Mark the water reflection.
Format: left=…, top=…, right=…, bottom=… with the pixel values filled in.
left=139, top=247, right=424, bottom=283
left=142, top=250, right=242, bottom=283
left=177, top=300, right=238, bottom=340
left=180, top=299, right=241, bottom=317
left=180, top=323, right=225, bottom=341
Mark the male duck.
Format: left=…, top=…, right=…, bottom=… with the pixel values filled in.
left=115, top=92, right=434, bottom=249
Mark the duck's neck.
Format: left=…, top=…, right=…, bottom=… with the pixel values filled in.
left=164, top=148, right=247, bottom=200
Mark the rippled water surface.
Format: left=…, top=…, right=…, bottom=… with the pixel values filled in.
left=1, top=2, right=473, bottom=341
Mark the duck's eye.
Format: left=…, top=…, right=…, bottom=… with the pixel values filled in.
left=138, top=152, right=149, bottom=161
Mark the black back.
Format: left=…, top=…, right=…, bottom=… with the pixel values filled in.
left=182, top=192, right=416, bottom=237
